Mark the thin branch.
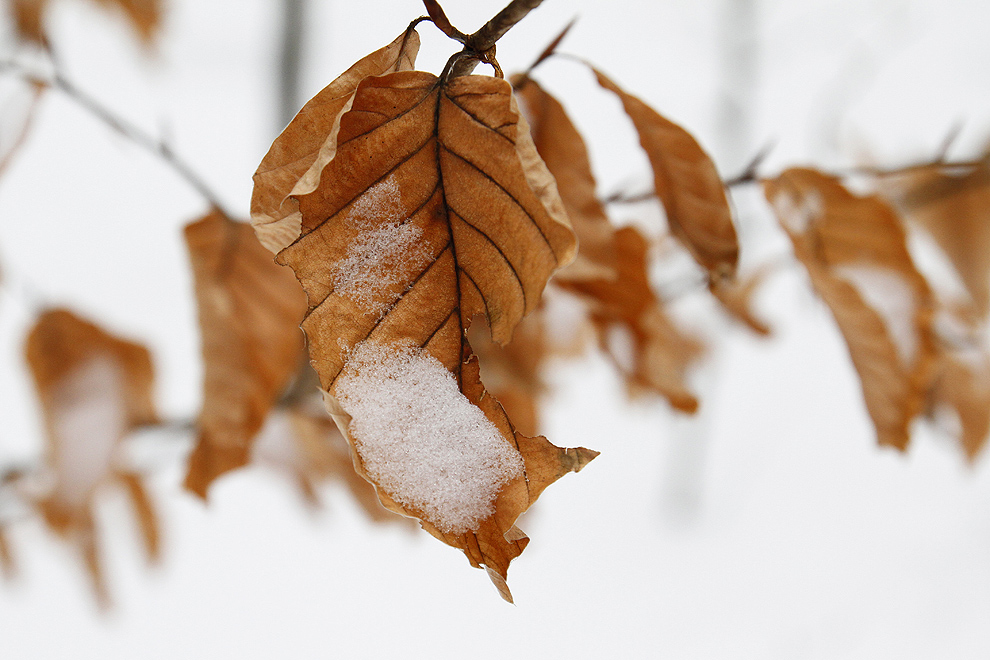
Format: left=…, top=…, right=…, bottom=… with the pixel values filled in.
left=602, top=189, right=656, bottom=205
left=830, top=157, right=987, bottom=184
left=1, top=60, right=232, bottom=217
left=449, top=0, right=546, bottom=77
left=470, top=0, right=545, bottom=52
left=523, top=17, right=576, bottom=77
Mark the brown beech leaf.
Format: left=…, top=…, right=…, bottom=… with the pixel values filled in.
left=923, top=305, right=990, bottom=459
left=270, top=69, right=594, bottom=601
left=10, top=0, right=50, bottom=43
left=251, top=29, right=421, bottom=253
left=709, top=264, right=774, bottom=336
left=277, top=409, right=406, bottom=523
left=92, top=0, right=161, bottom=44
left=469, top=309, right=548, bottom=438
left=118, top=470, right=160, bottom=561
left=11, top=0, right=161, bottom=45
left=513, top=75, right=617, bottom=281
left=24, top=308, right=159, bottom=605
left=880, top=160, right=990, bottom=317
left=764, top=168, right=937, bottom=450
left=593, top=68, right=738, bottom=280
left=0, top=527, right=14, bottom=580
left=556, top=226, right=704, bottom=412
left=182, top=211, right=307, bottom=498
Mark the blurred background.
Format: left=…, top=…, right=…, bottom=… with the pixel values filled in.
left=1, top=0, right=990, bottom=657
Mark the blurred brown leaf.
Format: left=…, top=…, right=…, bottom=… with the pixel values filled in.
left=118, top=470, right=160, bottom=561
left=11, top=0, right=161, bottom=45
left=919, top=302, right=990, bottom=459
left=182, top=211, right=307, bottom=498
left=24, top=308, right=159, bottom=605
left=268, top=68, right=594, bottom=601
left=277, top=410, right=401, bottom=523
left=710, top=264, right=774, bottom=336
left=594, top=68, right=738, bottom=281
left=880, top=160, right=990, bottom=317
left=513, top=75, right=617, bottom=281
left=556, top=226, right=704, bottom=412
left=0, top=528, right=14, bottom=580
left=469, top=310, right=548, bottom=438
left=251, top=29, right=421, bottom=254
left=764, top=168, right=937, bottom=451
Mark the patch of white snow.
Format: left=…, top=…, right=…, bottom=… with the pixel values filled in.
left=335, top=341, right=524, bottom=535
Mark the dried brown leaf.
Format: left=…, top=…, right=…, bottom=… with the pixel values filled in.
left=12, top=0, right=161, bottom=45
left=251, top=29, right=421, bottom=253
left=118, top=470, right=160, bottom=561
left=9, top=0, right=49, bottom=43
left=880, top=161, right=990, bottom=317
left=469, top=310, right=548, bottom=438
left=556, top=226, right=703, bottom=412
left=282, top=410, right=402, bottom=523
left=91, top=0, right=161, bottom=45
left=24, top=308, right=159, bottom=604
left=514, top=75, right=617, bottom=281
left=709, top=264, right=774, bottom=336
left=271, top=69, right=594, bottom=600
left=182, top=211, right=307, bottom=498
left=0, top=527, right=15, bottom=580
left=764, top=168, right=937, bottom=450
left=922, top=305, right=990, bottom=459
left=594, top=68, right=738, bottom=280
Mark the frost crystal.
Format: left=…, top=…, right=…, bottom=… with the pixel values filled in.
left=333, top=174, right=432, bottom=316
left=336, top=342, right=525, bottom=535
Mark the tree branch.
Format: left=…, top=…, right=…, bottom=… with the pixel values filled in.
left=0, top=61, right=233, bottom=217
left=449, top=0, right=546, bottom=77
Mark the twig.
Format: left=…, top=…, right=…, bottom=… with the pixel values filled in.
left=602, top=189, right=656, bottom=205
left=835, top=157, right=986, bottom=182
left=447, top=0, right=547, bottom=77
left=723, top=141, right=774, bottom=187
left=470, top=0, right=545, bottom=52
left=0, top=60, right=233, bottom=217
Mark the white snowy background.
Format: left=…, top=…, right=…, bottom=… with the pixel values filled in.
left=2, top=0, right=990, bottom=658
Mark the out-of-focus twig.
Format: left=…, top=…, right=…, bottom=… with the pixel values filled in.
left=0, top=60, right=232, bottom=217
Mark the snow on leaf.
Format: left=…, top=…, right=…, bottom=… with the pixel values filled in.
left=593, top=68, right=738, bottom=281
left=269, top=68, right=595, bottom=601
left=182, top=211, right=307, bottom=498
left=764, top=168, right=937, bottom=451
left=251, top=29, right=421, bottom=253
left=24, top=308, right=160, bottom=605
left=336, top=341, right=524, bottom=535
